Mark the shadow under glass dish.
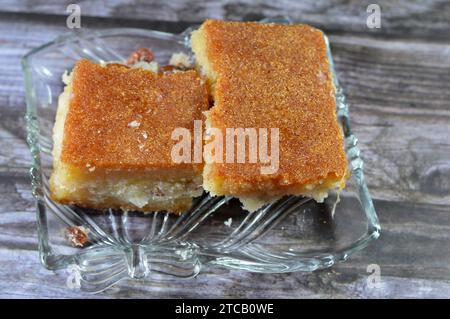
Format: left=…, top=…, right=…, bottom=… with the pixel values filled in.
left=23, top=17, right=380, bottom=293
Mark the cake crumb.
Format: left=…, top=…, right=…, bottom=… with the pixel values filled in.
left=142, top=132, right=148, bottom=140
left=62, top=70, right=71, bottom=84
left=169, top=52, right=193, bottom=69
left=131, top=61, right=159, bottom=73
left=317, top=70, right=327, bottom=84
left=224, top=218, right=233, bottom=227
left=128, top=120, right=141, bottom=128
left=175, top=249, right=190, bottom=260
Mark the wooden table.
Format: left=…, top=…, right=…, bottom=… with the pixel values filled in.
left=1, top=0, right=450, bottom=298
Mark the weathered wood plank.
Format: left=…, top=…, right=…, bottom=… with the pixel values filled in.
left=2, top=0, right=450, bottom=40
left=328, top=35, right=450, bottom=206
left=1, top=175, right=450, bottom=298
left=1, top=9, right=450, bottom=298
left=1, top=248, right=450, bottom=298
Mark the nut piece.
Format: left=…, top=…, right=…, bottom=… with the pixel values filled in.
left=127, top=48, right=155, bottom=65
left=65, top=226, right=90, bottom=248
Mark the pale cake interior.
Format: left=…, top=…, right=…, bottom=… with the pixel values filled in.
left=50, top=62, right=206, bottom=213
left=191, top=20, right=348, bottom=212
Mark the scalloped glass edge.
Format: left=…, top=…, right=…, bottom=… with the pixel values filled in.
left=22, top=16, right=380, bottom=292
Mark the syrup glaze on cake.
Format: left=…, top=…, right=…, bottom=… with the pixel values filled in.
left=61, top=60, right=207, bottom=170
left=191, top=20, right=348, bottom=211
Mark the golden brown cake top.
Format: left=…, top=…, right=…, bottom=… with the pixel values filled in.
left=198, top=20, right=347, bottom=188
left=61, top=59, right=208, bottom=170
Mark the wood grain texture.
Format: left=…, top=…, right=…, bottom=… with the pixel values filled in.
left=2, top=0, right=450, bottom=39
left=1, top=175, right=450, bottom=298
left=0, top=2, right=450, bottom=298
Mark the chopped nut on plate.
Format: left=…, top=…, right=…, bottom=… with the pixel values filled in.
left=127, top=47, right=154, bottom=65
left=64, top=226, right=90, bottom=248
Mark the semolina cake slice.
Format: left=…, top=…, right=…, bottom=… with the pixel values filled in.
left=50, top=59, right=208, bottom=213
left=191, top=20, right=348, bottom=212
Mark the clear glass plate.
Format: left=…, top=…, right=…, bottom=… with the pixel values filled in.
left=22, top=17, right=380, bottom=293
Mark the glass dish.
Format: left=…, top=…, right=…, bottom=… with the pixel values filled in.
left=22, top=17, right=380, bottom=293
